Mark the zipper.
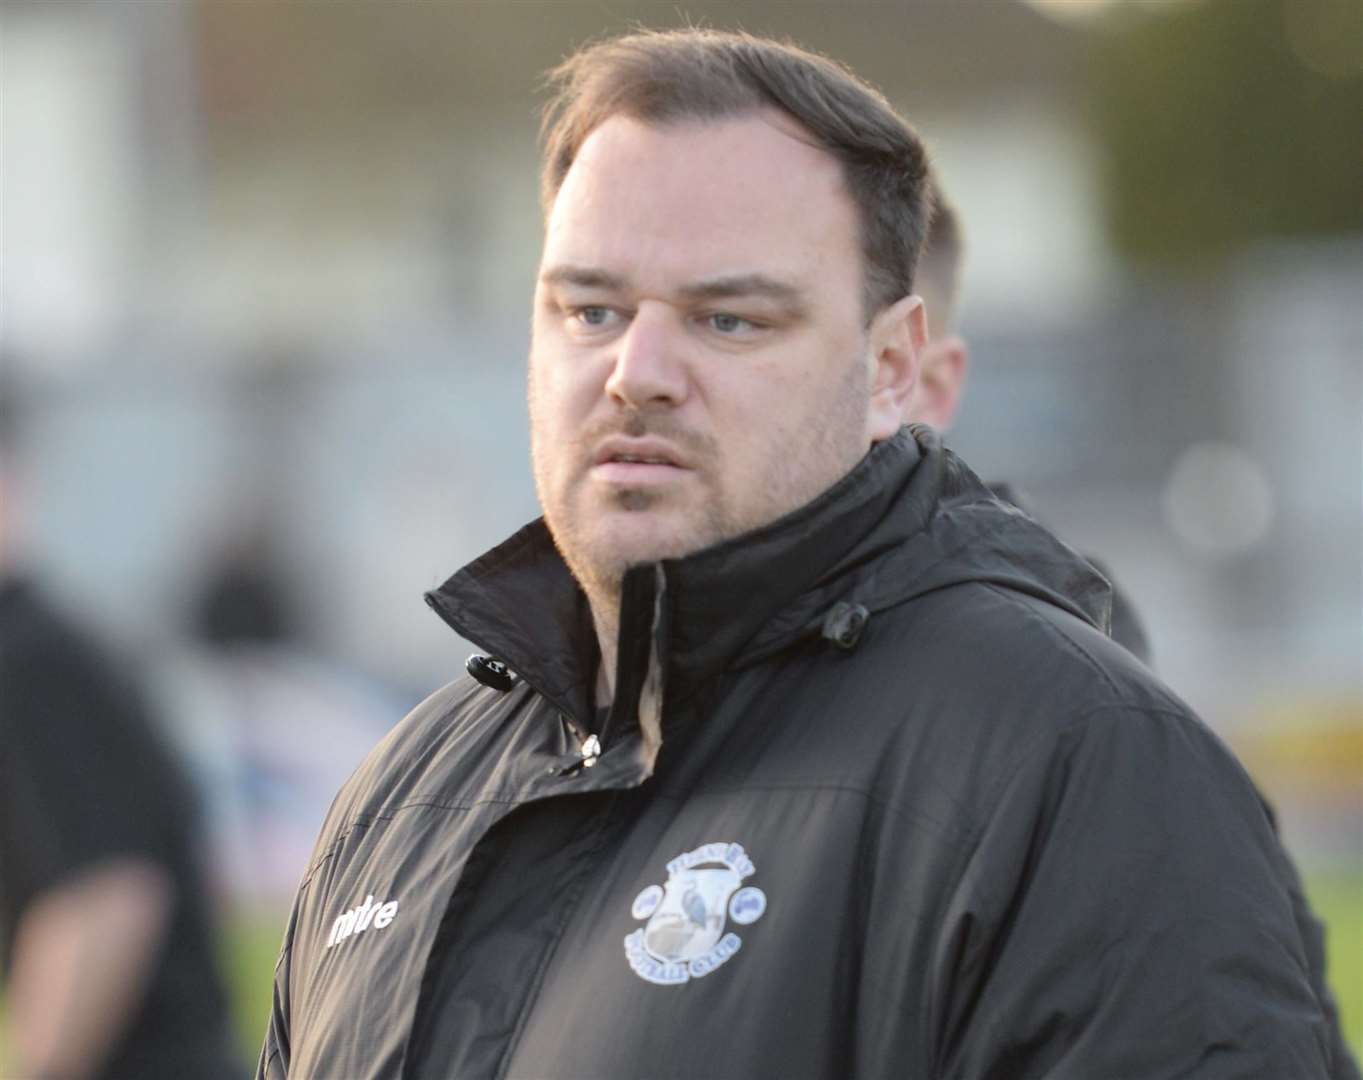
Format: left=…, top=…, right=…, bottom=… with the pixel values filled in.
left=558, top=713, right=601, bottom=775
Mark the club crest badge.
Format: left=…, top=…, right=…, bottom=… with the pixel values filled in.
left=623, top=841, right=767, bottom=985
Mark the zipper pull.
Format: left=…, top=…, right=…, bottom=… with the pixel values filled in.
left=557, top=713, right=602, bottom=776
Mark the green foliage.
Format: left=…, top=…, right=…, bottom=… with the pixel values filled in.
left=1306, top=867, right=1363, bottom=1060
left=1089, top=0, right=1363, bottom=267
left=221, top=910, right=289, bottom=1063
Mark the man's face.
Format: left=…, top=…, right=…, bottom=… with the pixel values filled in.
left=529, top=111, right=905, bottom=596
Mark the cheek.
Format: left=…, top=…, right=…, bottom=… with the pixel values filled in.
left=529, top=357, right=602, bottom=472
left=727, top=356, right=865, bottom=460
left=527, top=360, right=567, bottom=465
left=701, top=391, right=793, bottom=487
left=708, top=360, right=821, bottom=437
left=528, top=351, right=574, bottom=424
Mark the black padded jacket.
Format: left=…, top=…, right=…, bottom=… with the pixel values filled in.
left=258, top=427, right=1352, bottom=1080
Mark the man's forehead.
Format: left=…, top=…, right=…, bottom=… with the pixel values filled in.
left=548, top=112, right=849, bottom=230
left=541, top=111, right=859, bottom=297
left=566, top=108, right=834, bottom=180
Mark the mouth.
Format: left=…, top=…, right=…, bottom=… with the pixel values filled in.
left=594, top=438, right=687, bottom=468
left=604, top=453, right=678, bottom=466
left=592, top=438, right=690, bottom=483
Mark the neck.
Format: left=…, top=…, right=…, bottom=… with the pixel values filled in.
left=587, top=589, right=620, bottom=708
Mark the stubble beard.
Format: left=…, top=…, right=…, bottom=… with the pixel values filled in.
left=530, top=355, right=872, bottom=615
left=532, top=408, right=734, bottom=611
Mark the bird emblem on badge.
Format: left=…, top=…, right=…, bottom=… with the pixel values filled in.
left=624, top=842, right=767, bottom=985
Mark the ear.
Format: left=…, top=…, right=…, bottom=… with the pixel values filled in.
left=866, top=294, right=926, bottom=443
left=906, top=335, right=969, bottom=432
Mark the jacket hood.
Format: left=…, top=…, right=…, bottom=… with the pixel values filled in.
left=426, top=425, right=1111, bottom=722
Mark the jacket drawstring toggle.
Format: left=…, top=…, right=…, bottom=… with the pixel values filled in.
left=466, top=654, right=515, bottom=691
left=822, top=602, right=870, bottom=650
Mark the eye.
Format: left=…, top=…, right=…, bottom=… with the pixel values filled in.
left=576, top=306, right=615, bottom=327
left=706, top=312, right=757, bottom=334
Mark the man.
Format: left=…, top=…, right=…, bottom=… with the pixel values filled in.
left=0, top=383, right=241, bottom=1079
left=906, top=188, right=1156, bottom=662
left=259, top=30, right=1348, bottom=1078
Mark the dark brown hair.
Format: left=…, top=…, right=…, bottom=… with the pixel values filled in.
left=540, top=29, right=931, bottom=318
left=918, top=181, right=965, bottom=331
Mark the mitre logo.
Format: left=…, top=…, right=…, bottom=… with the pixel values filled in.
left=325, top=893, right=399, bottom=949
left=623, top=841, right=767, bottom=986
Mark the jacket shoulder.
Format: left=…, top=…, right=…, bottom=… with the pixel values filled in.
left=874, top=576, right=1179, bottom=720
left=841, top=578, right=1238, bottom=833
left=298, top=674, right=522, bottom=882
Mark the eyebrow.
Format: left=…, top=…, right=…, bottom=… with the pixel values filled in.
left=677, top=273, right=807, bottom=311
left=540, top=265, right=809, bottom=314
left=539, top=264, right=630, bottom=291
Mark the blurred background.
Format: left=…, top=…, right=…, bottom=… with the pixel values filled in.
left=2, top=0, right=1360, bottom=1060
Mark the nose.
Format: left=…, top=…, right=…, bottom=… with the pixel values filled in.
left=604, top=302, right=689, bottom=409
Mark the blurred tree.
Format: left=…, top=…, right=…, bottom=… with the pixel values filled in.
left=1089, top=0, right=1362, bottom=266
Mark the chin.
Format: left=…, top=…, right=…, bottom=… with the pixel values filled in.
left=586, top=513, right=716, bottom=577
left=604, top=524, right=706, bottom=568
left=548, top=490, right=734, bottom=592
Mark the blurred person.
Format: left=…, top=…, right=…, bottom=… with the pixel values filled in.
left=192, top=529, right=295, bottom=650
left=155, top=524, right=408, bottom=907
left=0, top=381, right=241, bottom=1079
left=909, top=182, right=1360, bottom=1074
left=907, top=186, right=1153, bottom=664
left=259, top=29, right=1350, bottom=1079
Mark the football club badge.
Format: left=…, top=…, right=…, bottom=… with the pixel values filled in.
left=624, top=841, right=767, bottom=985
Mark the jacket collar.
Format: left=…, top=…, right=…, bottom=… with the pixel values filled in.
left=426, top=425, right=1112, bottom=727
left=426, top=428, right=924, bottom=723
left=656, top=428, right=923, bottom=687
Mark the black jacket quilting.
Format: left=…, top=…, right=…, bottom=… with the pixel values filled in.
left=258, top=426, right=1351, bottom=1080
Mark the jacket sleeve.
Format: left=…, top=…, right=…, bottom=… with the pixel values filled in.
left=932, top=704, right=1340, bottom=1080
left=256, top=908, right=298, bottom=1080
